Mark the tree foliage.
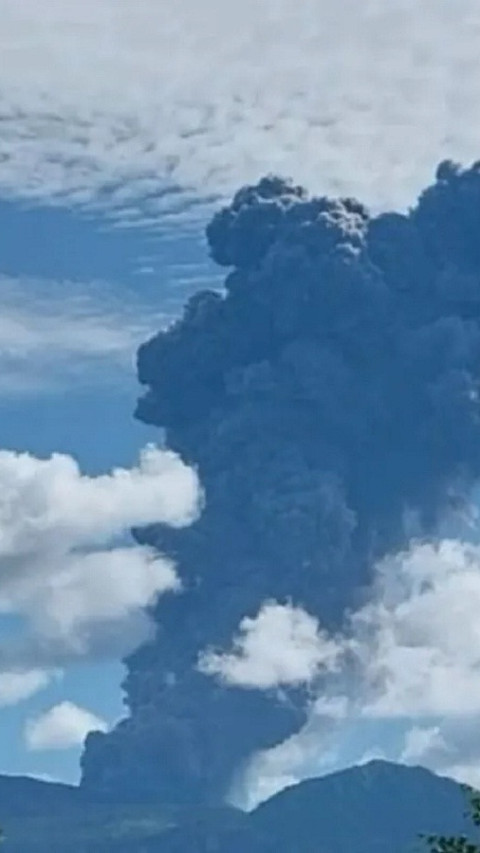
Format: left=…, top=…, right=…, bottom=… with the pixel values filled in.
left=422, top=786, right=480, bottom=852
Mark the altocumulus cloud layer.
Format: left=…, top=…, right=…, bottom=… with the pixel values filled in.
left=2, top=1, right=480, bottom=224
left=0, top=444, right=201, bottom=702
left=80, top=160, right=480, bottom=808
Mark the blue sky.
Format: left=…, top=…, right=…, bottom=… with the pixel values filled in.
left=2, top=0, right=480, bottom=795
left=0, top=201, right=210, bottom=782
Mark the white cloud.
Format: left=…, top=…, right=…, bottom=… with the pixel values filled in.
left=27, top=547, right=180, bottom=661
left=329, top=539, right=480, bottom=724
left=397, top=719, right=480, bottom=792
left=25, top=701, right=107, bottom=751
left=0, top=1, right=479, bottom=224
left=231, top=721, right=344, bottom=810
left=400, top=726, right=448, bottom=765
left=0, top=669, right=57, bottom=707
left=0, top=443, right=201, bottom=669
left=225, top=538, right=480, bottom=808
left=203, top=541, right=480, bottom=712
left=351, top=541, right=480, bottom=718
left=198, top=601, right=341, bottom=689
left=0, top=275, right=172, bottom=395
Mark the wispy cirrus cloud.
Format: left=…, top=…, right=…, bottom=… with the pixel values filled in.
left=0, top=1, right=479, bottom=226
left=0, top=669, right=59, bottom=708
left=0, top=275, right=172, bottom=394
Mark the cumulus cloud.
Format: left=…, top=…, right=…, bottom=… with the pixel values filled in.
left=202, top=540, right=480, bottom=712
left=0, top=444, right=201, bottom=669
left=0, top=669, right=58, bottom=707
left=225, top=539, right=480, bottom=807
left=1, top=1, right=480, bottom=224
left=351, top=541, right=480, bottom=718
left=198, top=601, right=342, bottom=689
left=25, top=702, right=108, bottom=751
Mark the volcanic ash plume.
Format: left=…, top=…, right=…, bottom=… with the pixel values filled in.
left=81, top=162, right=480, bottom=804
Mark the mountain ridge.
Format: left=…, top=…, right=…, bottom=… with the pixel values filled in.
left=0, top=759, right=475, bottom=851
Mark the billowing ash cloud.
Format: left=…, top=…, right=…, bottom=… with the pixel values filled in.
left=81, top=161, right=480, bottom=805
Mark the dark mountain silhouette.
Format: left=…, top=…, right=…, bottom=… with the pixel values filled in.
left=0, top=761, right=475, bottom=852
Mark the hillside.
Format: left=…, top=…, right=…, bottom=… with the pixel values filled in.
left=249, top=760, right=474, bottom=853
left=0, top=760, right=476, bottom=851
